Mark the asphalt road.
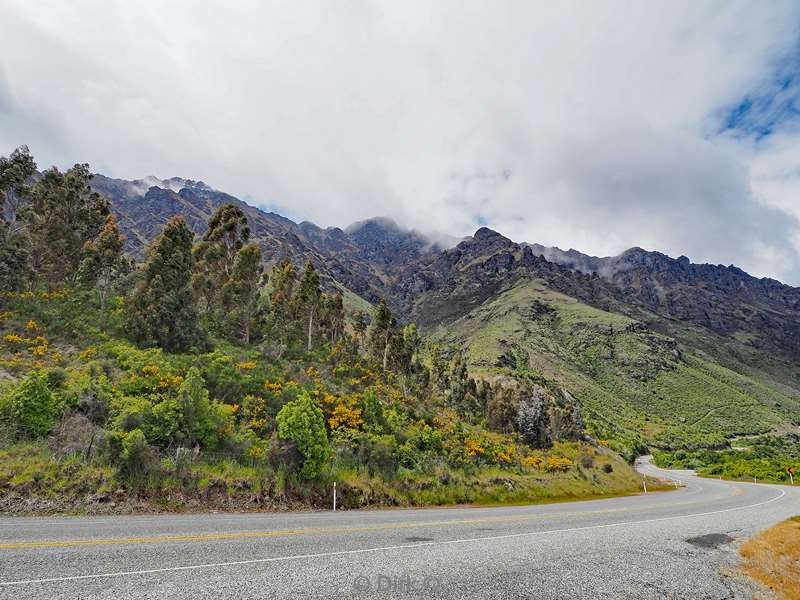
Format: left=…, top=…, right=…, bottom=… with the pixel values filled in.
left=0, top=458, right=797, bottom=599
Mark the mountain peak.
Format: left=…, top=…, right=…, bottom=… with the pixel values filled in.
left=473, top=227, right=508, bottom=242
left=345, top=216, right=401, bottom=235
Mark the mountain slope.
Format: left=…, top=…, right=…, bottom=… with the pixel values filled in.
left=528, top=243, right=800, bottom=358
left=90, top=173, right=800, bottom=454
left=382, top=227, right=799, bottom=453
left=426, top=278, right=798, bottom=454
left=94, top=176, right=391, bottom=306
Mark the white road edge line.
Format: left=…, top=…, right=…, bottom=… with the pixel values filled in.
left=0, top=488, right=786, bottom=587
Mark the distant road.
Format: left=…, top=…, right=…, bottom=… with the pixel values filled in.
left=0, top=458, right=797, bottom=599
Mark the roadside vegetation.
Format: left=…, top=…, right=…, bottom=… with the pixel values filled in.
left=653, top=435, right=799, bottom=484
left=0, top=146, right=658, bottom=514
left=740, top=516, right=800, bottom=600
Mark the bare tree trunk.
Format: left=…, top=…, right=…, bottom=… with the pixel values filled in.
left=307, top=309, right=314, bottom=352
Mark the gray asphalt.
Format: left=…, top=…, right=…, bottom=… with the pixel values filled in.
left=0, top=458, right=797, bottom=599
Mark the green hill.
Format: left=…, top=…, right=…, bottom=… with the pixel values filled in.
left=427, top=279, right=799, bottom=458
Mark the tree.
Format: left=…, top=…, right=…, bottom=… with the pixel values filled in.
left=0, top=146, right=37, bottom=290
left=193, top=204, right=250, bottom=312
left=126, top=216, right=206, bottom=352
left=320, top=291, right=345, bottom=346
left=352, top=310, right=370, bottom=350
left=0, top=145, right=36, bottom=225
left=0, top=221, right=31, bottom=291
left=367, top=299, right=395, bottom=370
left=221, top=243, right=263, bottom=344
left=430, top=343, right=450, bottom=391
left=447, top=351, right=478, bottom=413
left=77, top=214, right=130, bottom=308
left=294, top=261, right=321, bottom=352
left=276, top=392, right=329, bottom=479
left=266, top=258, right=297, bottom=348
left=390, top=323, right=421, bottom=375
left=25, top=164, right=110, bottom=284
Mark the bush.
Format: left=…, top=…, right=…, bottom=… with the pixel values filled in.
left=45, top=367, right=68, bottom=389
left=49, top=414, right=104, bottom=459
left=144, top=368, right=232, bottom=450
left=602, top=463, right=614, bottom=473
left=118, top=428, right=159, bottom=488
left=276, top=392, right=329, bottom=479
left=358, top=433, right=397, bottom=474
left=1, top=372, right=60, bottom=438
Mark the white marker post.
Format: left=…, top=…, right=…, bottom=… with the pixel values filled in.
left=642, top=479, right=647, bottom=494
left=333, top=481, right=337, bottom=512
left=790, top=472, right=794, bottom=486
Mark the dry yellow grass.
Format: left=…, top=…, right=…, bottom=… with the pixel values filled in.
left=740, top=517, right=800, bottom=600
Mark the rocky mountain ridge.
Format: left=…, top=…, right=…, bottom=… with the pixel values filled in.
left=91, top=173, right=800, bottom=377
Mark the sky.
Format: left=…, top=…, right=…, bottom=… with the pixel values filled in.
left=2, top=2, right=800, bottom=285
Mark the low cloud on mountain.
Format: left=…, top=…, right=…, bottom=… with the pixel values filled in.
left=2, top=1, right=800, bottom=283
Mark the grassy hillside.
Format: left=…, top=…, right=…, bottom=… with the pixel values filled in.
left=0, top=289, right=658, bottom=514
left=427, top=279, right=800, bottom=458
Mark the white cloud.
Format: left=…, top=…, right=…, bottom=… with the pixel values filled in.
left=2, top=1, right=800, bottom=282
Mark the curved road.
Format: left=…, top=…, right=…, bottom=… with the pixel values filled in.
left=0, top=458, right=796, bottom=599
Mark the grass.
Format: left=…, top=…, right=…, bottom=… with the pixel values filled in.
left=0, top=440, right=668, bottom=515
left=740, top=516, right=800, bottom=600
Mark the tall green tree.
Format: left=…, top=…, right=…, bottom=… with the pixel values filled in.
left=126, top=217, right=206, bottom=352
left=391, top=323, right=421, bottom=375
left=0, top=221, right=31, bottom=291
left=352, top=310, right=370, bottom=350
left=294, top=260, right=321, bottom=351
left=25, top=164, right=110, bottom=285
left=193, top=204, right=250, bottom=312
left=0, top=145, right=36, bottom=225
left=429, top=343, right=450, bottom=391
left=221, top=243, right=263, bottom=344
left=447, top=351, right=479, bottom=414
left=368, top=299, right=395, bottom=370
left=320, top=291, right=345, bottom=346
left=0, top=146, right=37, bottom=290
left=265, top=258, right=297, bottom=350
left=77, top=214, right=130, bottom=308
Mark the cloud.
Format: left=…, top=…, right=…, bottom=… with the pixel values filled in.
left=1, top=1, right=800, bottom=283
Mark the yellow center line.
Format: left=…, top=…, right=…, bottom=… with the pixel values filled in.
left=0, top=486, right=743, bottom=551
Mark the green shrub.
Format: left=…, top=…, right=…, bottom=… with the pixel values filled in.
left=1, top=372, right=60, bottom=438
left=118, top=428, right=159, bottom=488
left=276, top=392, right=328, bottom=479
left=45, top=367, right=68, bottom=389
left=144, top=367, right=232, bottom=450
